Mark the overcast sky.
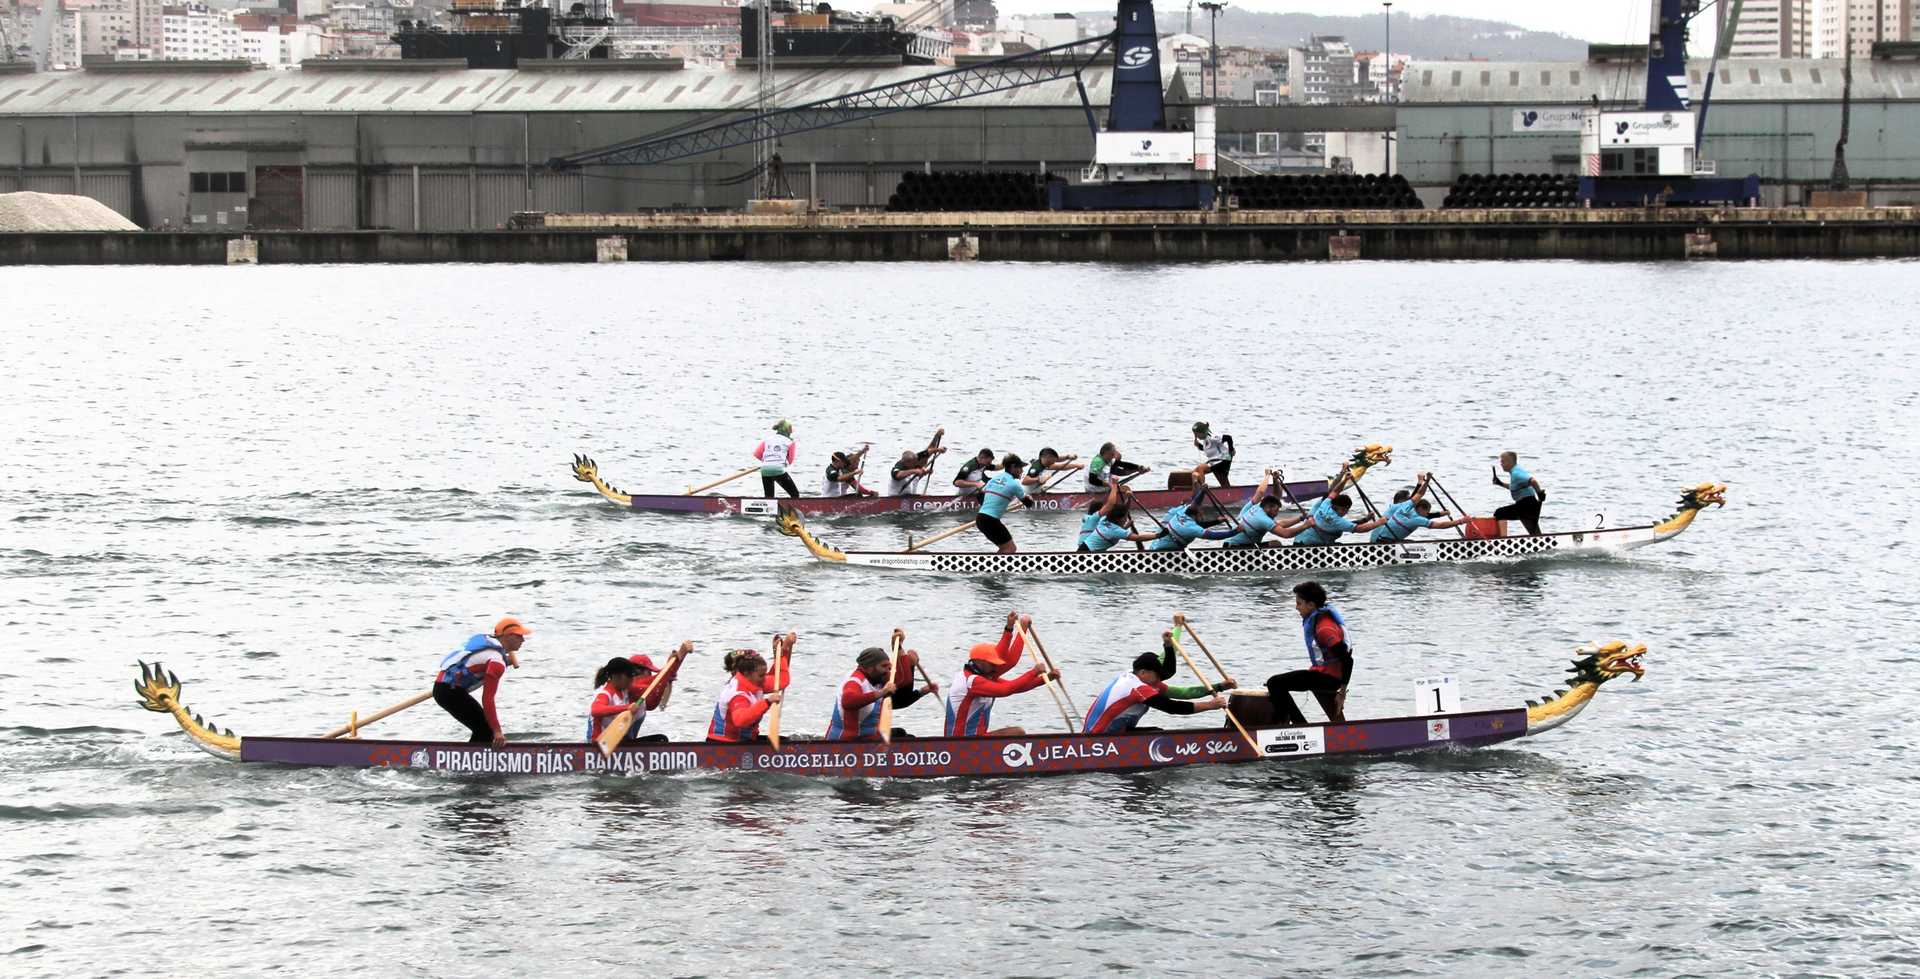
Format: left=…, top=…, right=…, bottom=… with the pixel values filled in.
left=997, top=1, right=1673, bottom=45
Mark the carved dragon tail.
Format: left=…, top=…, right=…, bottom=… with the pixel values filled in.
left=571, top=454, right=633, bottom=506
left=135, top=660, right=242, bottom=760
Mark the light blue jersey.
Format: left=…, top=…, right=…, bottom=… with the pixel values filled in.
left=1081, top=517, right=1133, bottom=552
left=1222, top=499, right=1280, bottom=547
left=1294, top=497, right=1356, bottom=546
left=1508, top=465, right=1537, bottom=501
left=979, top=471, right=1028, bottom=519
left=1369, top=500, right=1432, bottom=543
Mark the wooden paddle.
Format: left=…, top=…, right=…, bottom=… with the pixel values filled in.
left=1020, top=622, right=1082, bottom=732
left=1425, top=474, right=1473, bottom=539
left=1170, top=615, right=1257, bottom=754
left=766, top=633, right=788, bottom=749
left=686, top=465, right=759, bottom=496
left=911, top=427, right=946, bottom=494
left=905, top=467, right=1078, bottom=552
left=321, top=690, right=432, bottom=739
left=1272, top=467, right=1313, bottom=520
left=595, top=641, right=691, bottom=757
left=878, top=630, right=904, bottom=744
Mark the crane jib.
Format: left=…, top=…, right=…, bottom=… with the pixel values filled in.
left=548, top=33, right=1117, bottom=171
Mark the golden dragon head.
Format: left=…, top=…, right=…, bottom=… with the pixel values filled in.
left=1337, top=443, right=1393, bottom=484
left=1677, top=482, right=1728, bottom=511
left=1525, top=641, right=1647, bottom=735
left=135, top=660, right=241, bottom=757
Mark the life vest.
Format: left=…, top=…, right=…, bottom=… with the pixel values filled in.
left=943, top=669, right=998, bottom=736
left=820, top=466, right=852, bottom=497
left=824, top=668, right=883, bottom=740
left=1200, top=434, right=1232, bottom=462
left=586, top=683, right=636, bottom=741
left=1083, top=672, right=1166, bottom=734
left=757, top=432, right=794, bottom=474
left=436, top=635, right=504, bottom=691
left=1301, top=606, right=1350, bottom=673
left=707, top=674, right=767, bottom=742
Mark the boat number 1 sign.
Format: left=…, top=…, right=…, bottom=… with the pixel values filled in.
left=1412, top=676, right=1459, bottom=716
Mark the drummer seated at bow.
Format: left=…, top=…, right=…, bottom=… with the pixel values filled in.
left=822, top=445, right=878, bottom=498
left=1290, top=493, right=1387, bottom=547
left=945, top=612, right=1059, bottom=737
left=1145, top=465, right=1241, bottom=551
left=586, top=644, right=690, bottom=745
left=887, top=429, right=947, bottom=496
left=1369, top=472, right=1470, bottom=543
left=826, top=640, right=940, bottom=741
left=1083, top=632, right=1232, bottom=734
left=1086, top=442, right=1149, bottom=491
left=706, top=634, right=795, bottom=743
left=1078, top=482, right=1160, bottom=552
left=952, top=448, right=998, bottom=499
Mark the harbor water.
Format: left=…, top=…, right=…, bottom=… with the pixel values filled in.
left=3, top=261, right=1916, bottom=976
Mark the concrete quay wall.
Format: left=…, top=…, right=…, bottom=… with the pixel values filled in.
left=2, top=208, right=1916, bottom=264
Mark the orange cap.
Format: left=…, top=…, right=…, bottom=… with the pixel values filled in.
left=968, top=640, right=1019, bottom=670
left=493, top=616, right=532, bottom=638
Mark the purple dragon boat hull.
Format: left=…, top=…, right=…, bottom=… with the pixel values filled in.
left=615, top=481, right=1329, bottom=518
left=236, top=709, right=1528, bottom=777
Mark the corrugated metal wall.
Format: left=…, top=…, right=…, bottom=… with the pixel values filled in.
left=306, top=169, right=357, bottom=230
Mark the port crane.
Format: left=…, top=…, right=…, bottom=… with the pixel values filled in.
left=549, top=0, right=1216, bottom=210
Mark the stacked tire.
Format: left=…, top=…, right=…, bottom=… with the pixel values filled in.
left=887, top=171, right=1056, bottom=212
left=1218, top=173, right=1422, bottom=210
left=1442, top=173, right=1578, bottom=208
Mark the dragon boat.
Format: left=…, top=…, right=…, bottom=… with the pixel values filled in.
left=133, top=643, right=1644, bottom=778
left=570, top=454, right=1330, bottom=518
left=775, top=483, right=1727, bottom=577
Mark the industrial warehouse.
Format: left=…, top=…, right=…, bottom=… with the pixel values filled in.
left=3, top=43, right=1920, bottom=231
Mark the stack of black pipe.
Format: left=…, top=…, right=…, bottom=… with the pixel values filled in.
left=886, top=171, right=1056, bottom=212
left=1217, top=173, right=1422, bottom=210
left=1442, top=173, right=1579, bottom=208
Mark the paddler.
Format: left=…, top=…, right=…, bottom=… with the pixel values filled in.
left=754, top=420, right=800, bottom=499
left=706, top=633, right=796, bottom=742
left=587, top=643, right=690, bottom=744
left=1145, top=465, right=1240, bottom=551
left=1264, top=581, right=1352, bottom=725
left=1291, top=492, right=1388, bottom=547
left=1370, top=473, right=1471, bottom=543
left=945, top=612, right=1059, bottom=737
left=1024, top=447, right=1083, bottom=488
left=822, top=445, right=878, bottom=498
left=825, top=638, right=940, bottom=741
left=952, top=448, right=998, bottom=498
left=1082, top=631, right=1233, bottom=734
left=887, top=429, right=947, bottom=496
left=1086, top=442, right=1149, bottom=491
left=1491, top=451, right=1546, bottom=535
left=1219, top=469, right=1311, bottom=548
left=973, top=453, right=1033, bottom=554
left=431, top=617, right=528, bottom=748
left=1077, top=482, right=1160, bottom=552
left=1192, top=422, right=1235, bottom=486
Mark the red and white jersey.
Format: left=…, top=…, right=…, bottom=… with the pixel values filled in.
left=944, top=669, right=996, bottom=736
left=825, top=667, right=882, bottom=740
left=708, top=675, right=768, bottom=741
left=754, top=433, right=795, bottom=474
left=586, top=683, right=639, bottom=741
left=1083, top=672, right=1165, bottom=734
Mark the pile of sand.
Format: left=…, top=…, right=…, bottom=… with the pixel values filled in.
left=0, top=192, right=140, bottom=232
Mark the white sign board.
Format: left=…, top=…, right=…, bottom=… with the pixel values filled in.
left=1255, top=726, right=1326, bottom=758
left=1412, top=676, right=1459, bottom=716
left=1094, top=131, right=1196, bottom=166
left=737, top=499, right=779, bottom=516
left=1511, top=108, right=1584, bottom=132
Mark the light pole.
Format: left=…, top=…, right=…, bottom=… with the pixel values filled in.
left=1383, top=1, right=1393, bottom=174
left=1199, top=1, right=1225, bottom=100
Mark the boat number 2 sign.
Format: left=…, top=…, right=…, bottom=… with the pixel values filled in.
left=1413, top=676, right=1459, bottom=716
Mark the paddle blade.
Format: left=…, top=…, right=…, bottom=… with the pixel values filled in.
left=596, top=710, right=635, bottom=757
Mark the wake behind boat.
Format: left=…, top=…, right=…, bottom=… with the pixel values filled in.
left=572, top=454, right=1329, bottom=518
left=133, top=643, right=1645, bottom=778
left=775, top=484, right=1727, bottom=576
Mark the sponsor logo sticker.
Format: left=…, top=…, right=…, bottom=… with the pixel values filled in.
left=1255, top=727, right=1326, bottom=757
left=1001, top=742, right=1034, bottom=768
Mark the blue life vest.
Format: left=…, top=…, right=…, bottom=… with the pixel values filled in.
left=1301, top=606, right=1348, bottom=669
left=437, top=634, right=503, bottom=691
